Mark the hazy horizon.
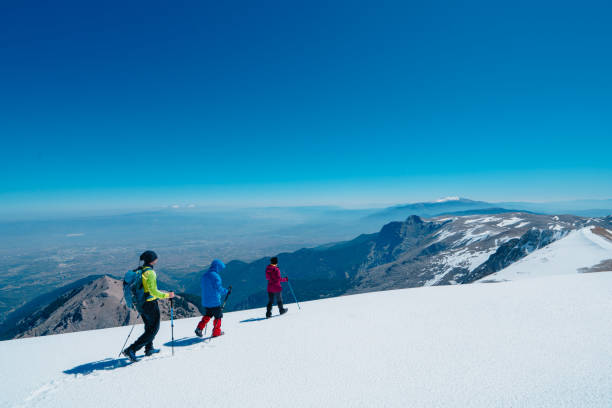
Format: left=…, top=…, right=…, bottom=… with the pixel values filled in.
left=1, top=195, right=612, bottom=222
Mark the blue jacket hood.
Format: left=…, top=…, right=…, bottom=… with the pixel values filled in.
left=207, top=259, right=226, bottom=274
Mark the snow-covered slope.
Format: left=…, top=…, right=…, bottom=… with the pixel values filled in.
left=479, top=227, right=612, bottom=282
left=347, top=212, right=593, bottom=292
left=2, top=273, right=612, bottom=407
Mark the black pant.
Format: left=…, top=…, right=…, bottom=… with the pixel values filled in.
left=266, top=291, right=284, bottom=315
left=205, top=306, right=223, bottom=319
left=129, top=300, right=160, bottom=352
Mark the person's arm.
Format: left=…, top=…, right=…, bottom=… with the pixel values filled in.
left=214, top=272, right=228, bottom=297
left=144, top=270, right=169, bottom=299
left=274, top=266, right=286, bottom=284
left=276, top=266, right=288, bottom=283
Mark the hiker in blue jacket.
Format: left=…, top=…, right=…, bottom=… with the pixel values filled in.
left=195, top=259, right=231, bottom=338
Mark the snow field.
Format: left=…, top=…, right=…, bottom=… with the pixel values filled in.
left=482, top=227, right=612, bottom=282
left=1, top=272, right=612, bottom=407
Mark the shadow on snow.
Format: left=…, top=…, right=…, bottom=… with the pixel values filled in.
left=163, top=336, right=208, bottom=347
left=64, top=358, right=132, bottom=375
left=239, top=315, right=277, bottom=323
left=64, top=330, right=250, bottom=375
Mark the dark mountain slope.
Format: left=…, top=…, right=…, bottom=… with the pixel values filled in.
left=189, top=216, right=447, bottom=310
left=2, top=275, right=200, bottom=339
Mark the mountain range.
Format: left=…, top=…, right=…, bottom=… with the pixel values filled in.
left=5, top=209, right=610, bottom=339
left=365, top=197, right=612, bottom=222
left=213, top=212, right=611, bottom=311
left=1, top=276, right=201, bottom=339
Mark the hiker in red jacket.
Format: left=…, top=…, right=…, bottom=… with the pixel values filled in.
left=265, top=257, right=288, bottom=318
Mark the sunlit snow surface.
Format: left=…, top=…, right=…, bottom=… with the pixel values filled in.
left=425, top=247, right=496, bottom=286
left=479, top=227, right=612, bottom=282
left=2, top=273, right=612, bottom=407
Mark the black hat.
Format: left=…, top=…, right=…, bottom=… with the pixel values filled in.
left=270, top=257, right=278, bottom=265
left=140, top=250, right=158, bottom=265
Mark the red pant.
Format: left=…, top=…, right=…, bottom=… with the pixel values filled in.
left=196, top=316, right=222, bottom=337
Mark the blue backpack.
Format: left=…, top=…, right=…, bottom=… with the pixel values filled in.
left=123, top=268, right=146, bottom=313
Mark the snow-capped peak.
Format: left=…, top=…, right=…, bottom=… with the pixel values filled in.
left=434, top=196, right=461, bottom=203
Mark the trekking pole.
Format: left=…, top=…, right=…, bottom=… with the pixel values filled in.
left=118, top=313, right=139, bottom=358
left=118, top=324, right=136, bottom=358
left=221, top=286, right=232, bottom=311
left=287, top=280, right=301, bottom=310
left=170, top=298, right=175, bottom=356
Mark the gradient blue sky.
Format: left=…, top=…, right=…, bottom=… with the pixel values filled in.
left=1, top=0, right=611, bottom=216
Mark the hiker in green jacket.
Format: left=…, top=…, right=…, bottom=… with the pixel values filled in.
left=123, top=250, right=174, bottom=362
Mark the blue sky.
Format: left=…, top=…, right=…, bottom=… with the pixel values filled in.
left=1, top=0, right=611, bottom=216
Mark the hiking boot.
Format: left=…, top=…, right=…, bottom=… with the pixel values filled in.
left=266, top=304, right=273, bottom=318
left=122, top=348, right=138, bottom=362
left=145, top=348, right=160, bottom=356
left=195, top=328, right=203, bottom=338
left=279, top=307, right=288, bottom=315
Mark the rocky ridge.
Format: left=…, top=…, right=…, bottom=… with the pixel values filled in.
left=10, top=276, right=200, bottom=339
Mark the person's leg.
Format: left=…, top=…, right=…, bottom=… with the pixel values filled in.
left=195, top=309, right=213, bottom=336
left=266, top=292, right=274, bottom=317
left=276, top=291, right=287, bottom=313
left=144, top=301, right=161, bottom=353
left=197, top=315, right=211, bottom=330
left=212, top=307, right=223, bottom=337
left=128, top=301, right=156, bottom=352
